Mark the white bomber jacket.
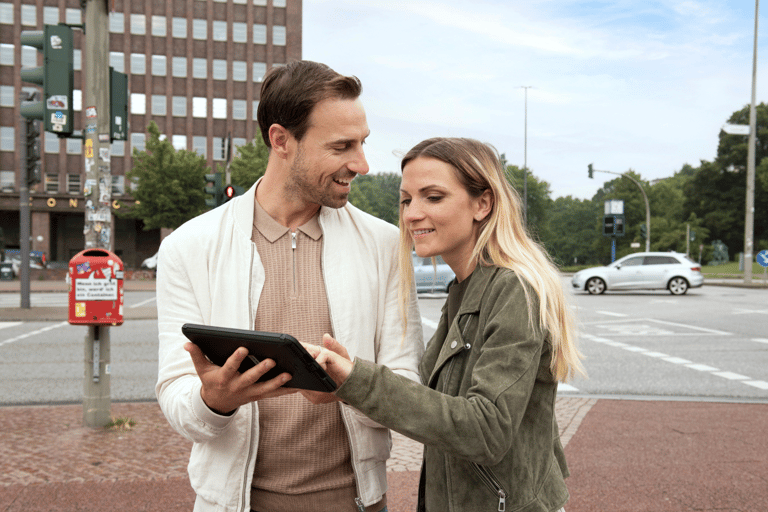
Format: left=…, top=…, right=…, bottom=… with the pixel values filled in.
left=155, top=181, right=424, bottom=512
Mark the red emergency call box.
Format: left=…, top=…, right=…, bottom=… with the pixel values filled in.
left=68, top=249, right=124, bottom=326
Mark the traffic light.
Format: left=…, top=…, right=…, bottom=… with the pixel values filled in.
left=588, top=163, right=594, bottom=179
left=614, top=215, right=624, bottom=236
left=223, top=184, right=245, bottom=203
left=640, top=223, right=647, bottom=240
left=110, top=67, right=128, bottom=141
left=25, top=119, right=41, bottom=185
left=19, top=24, right=74, bottom=136
left=204, top=173, right=223, bottom=207
left=603, top=215, right=614, bottom=236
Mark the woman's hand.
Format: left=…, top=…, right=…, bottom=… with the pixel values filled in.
left=305, top=334, right=354, bottom=386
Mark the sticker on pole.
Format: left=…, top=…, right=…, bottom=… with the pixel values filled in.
left=75, top=273, right=118, bottom=301
left=757, top=250, right=768, bottom=268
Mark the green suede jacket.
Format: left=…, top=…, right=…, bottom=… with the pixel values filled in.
left=335, top=264, right=570, bottom=512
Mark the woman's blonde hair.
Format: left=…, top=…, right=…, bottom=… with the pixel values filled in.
left=398, top=137, right=585, bottom=382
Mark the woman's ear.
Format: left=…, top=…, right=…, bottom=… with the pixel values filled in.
left=474, top=189, right=494, bottom=222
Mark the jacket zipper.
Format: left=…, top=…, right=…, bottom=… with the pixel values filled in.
left=291, top=231, right=297, bottom=294
left=470, top=462, right=508, bottom=512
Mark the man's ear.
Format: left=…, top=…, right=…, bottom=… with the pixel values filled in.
left=474, top=189, right=494, bottom=222
left=268, top=124, right=292, bottom=158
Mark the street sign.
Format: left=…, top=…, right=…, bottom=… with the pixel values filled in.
left=757, top=250, right=768, bottom=268
left=722, top=124, right=751, bottom=136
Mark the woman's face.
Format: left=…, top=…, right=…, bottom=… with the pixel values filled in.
left=400, top=156, right=491, bottom=276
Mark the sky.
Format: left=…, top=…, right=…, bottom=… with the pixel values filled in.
left=303, top=0, right=766, bottom=200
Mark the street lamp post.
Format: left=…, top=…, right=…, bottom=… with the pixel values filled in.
left=520, top=86, right=532, bottom=224
left=744, top=0, right=759, bottom=284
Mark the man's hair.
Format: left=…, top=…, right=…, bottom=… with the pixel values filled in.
left=257, top=60, right=362, bottom=148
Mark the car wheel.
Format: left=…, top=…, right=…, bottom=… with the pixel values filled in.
left=586, top=277, right=606, bottom=295
left=668, top=277, right=689, bottom=295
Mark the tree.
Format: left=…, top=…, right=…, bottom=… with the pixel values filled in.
left=118, top=121, right=209, bottom=230
left=503, top=164, right=553, bottom=240
left=348, top=173, right=401, bottom=226
left=225, top=136, right=270, bottom=190
left=543, top=196, right=602, bottom=266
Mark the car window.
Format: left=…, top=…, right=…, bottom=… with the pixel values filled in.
left=620, top=257, right=643, bottom=267
left=644, top=256, right=667, bottom=265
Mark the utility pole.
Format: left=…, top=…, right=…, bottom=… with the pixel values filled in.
left=82, top=0, right=112, bottom=428
left=18, top=92, right=34, bottom=309
left=520, top=86, right=532, bottom=224
left=744, top=0, right=759, bottom=284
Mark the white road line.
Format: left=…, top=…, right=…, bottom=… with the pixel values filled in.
left=751, top=338, right=768, bottom=344
left=129, top=297, right=157, bottom=309
left=663, top=356, right=692, bottom=365
left=686, top=363, right=720, bottom=372
left=647, top=318, right=731, bottom=335
left=596, top=311, right=627, bottom=317
left=711, top=371, right=749, bottom=380
left=421, top=318, right=438, bottom=330
left=745, top=381, right=768, bottom=390
left=558, top=384, right=579, bottom=392
left=0, top=322, right=23, bottom=330
left=0, top=321, right=68, bottom=347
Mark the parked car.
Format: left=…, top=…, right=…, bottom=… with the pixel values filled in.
left=2, top=249, right=47, bottom=277
left=141, top=252, right=158, bottom=270
left=413, top=253, right=455, bottom=293
left=571, top=252, right=703, bottom=295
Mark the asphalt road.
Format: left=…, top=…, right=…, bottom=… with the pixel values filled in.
left=0, top=282, right=766, bottom=405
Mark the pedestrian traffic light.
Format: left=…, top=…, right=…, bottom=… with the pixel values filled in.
left=588, top=163, right=594, bottom=179
left=25, top=119, right=42, bottom=185
left=603, top=215, right=614, bottom=236
left=223, top=184, right=245, bottom=203
left=640, top=223, right=647, bottom=240
left=614, top=215, right=624, bottom=236
left=204, top=173, right=223, bottom=207
left=110, top=67, right=128, bottom=142
left=19, top=24, right=74, bottom=136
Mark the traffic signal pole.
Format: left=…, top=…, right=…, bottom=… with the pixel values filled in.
left=82, top=0, right=112, bottom=428
left=18, top=93, right=33, bottom=309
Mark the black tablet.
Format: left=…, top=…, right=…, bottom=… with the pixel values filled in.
left=181, top=323, right=337, bottom=392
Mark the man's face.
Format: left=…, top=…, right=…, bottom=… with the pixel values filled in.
left=286, top=97, right=370, bottom=209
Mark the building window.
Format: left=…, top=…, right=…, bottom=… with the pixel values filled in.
left=192, top=58, right=207, bottom=79
left=67, top=173, right=81, bottom=195
left=131, top=14, right=146, bottom=35
left=45, top=173, right=59, bottom=193
left=43, top=6, right=59, bottom=24
left=0, top=44, right=14, bottom=66
left=232, top=61, right=246, bottom=81
left=131, top=133, right=146, bottom=153
left=252, top=100, right=259, bottom=120
left=45, top=132, right=60, bottom=153
left=151, top=55, right=167, bottom=76
left=151, top=15, right=166, bottom=37
left=22, top=46, right=37, bottom=68
left=192, top=19, right=207, bottom=40
left=131, top=53, right=146, bottom=75
left=232, top=99, right=247, bottom=120
left=73, top=49, right=82, bottom=71
left=172, top=56, right=186, bottom=78
left=233, top=22, right=247, bottom=43
left=0, top=85, right=13, bottom=107
left=212, top=20, right=227, bottom=42
left=65, top=8, right=81, bottom=24
left=233, top=0, right=246, bottom=4
left=0, top=170, right=14, bottom=192
left=172, top=135, right=186, bottom=150
left=273, top=0, right=286, bottom=7
left=131, top=93, right=146, bottom=115
left=109, top=12, right=124, bottom=32
left=73, top=89, right=82, bottom=111
left=0, top=4, right=13, bottom=24
left=253, top=0, right=267, bottom=6
left=172, top=96, right=187, bottom=117
left=213, top=136, right=225, bottom=160
left=110, top=52, right=125, bottom=73
left=172, top=17, right=187, bottom=38
left=192, top=97, right=207, bottom=118
left=66, top=138, right=81, bottom=155
left=21, top=4, right=36, bottom=26
left=253, top=24, right=266, bottom=44
left=151, top=95, right=166, bottom=116
left=212, top=98, right=227, bottom=119
left=273, top=26, right=286, bottom=46
left=0, top=127, right=13, bottom=151
left=111, top=140, right=125, bottom=157
left=112, top=175, right=125, bottom=196
left=192, top=136, right=206, bottom=156
left=253, top=62, right=266, bottom=82
left=212, top=59, right=227, bottom=80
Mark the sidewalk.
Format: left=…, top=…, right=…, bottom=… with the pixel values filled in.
left=2, top=397, right=766, bottom=511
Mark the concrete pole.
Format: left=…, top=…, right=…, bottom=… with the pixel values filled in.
left=82, top=0, right=112, bottom=427
left=521, top=86, right=532, bottom=224
left=18, top=93, right=32, bottom=309
left=744, top=0, right=759, bottom=284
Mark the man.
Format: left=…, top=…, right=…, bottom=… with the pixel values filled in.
left=155, top=60, right=424, bottom=512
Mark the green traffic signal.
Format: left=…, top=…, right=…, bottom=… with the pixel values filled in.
left=588, top=163, right=594, bottom=179
left=205, top=173, right=223, bottom=208
left=640, top=223, right=647, bottom=239
left=19, top=24, right=74, bottom=136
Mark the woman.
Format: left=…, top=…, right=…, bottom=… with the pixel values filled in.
left=312, top=137, right=585, bottom=512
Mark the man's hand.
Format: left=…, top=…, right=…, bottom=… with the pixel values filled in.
left=185, top=342, right=297, bottom=415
